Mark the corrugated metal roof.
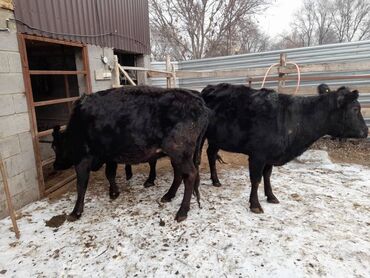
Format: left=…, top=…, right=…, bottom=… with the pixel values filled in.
left=13, top=0, right=150, bottom=54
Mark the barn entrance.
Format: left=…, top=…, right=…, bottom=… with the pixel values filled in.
left=18, top=34, right=92, bottom=197
left=114, top=51, right=139, bottom=85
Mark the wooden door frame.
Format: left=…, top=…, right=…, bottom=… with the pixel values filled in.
left=17, top=33, right=92, bottom=197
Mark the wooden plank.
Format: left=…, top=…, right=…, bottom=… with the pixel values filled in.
left=147, top=70, right=174, bottom=77
left=149, top=61, right=370, bottom=80
left=29, top=70, right=87, bottom=75
left=280, top=61, right=370, bottom=74
left=0, top=156, right=20, bottom=239
left=361, top=108, right=370, bottom=117
left=122, top=66, right=150, bottom=71
left=44, top=173, right=76, bottom=195
left=118, top=64, right=136, bottom=86
left=41, top=156, right=55, bottom=167
left=278, top=53, right=287, bottom=92
left=22, top=34, right=84, bottom=47
left=174, top=67, right=274, bottom=79
left=18, top=33, right=46, bottom=197
left=250, top=74, right=370, bottom=83
left=166, top=55, right=171, bottom=88
left=34, top=96, right=79, bottom=107
left=82, top=45, right=92, bottom=94
left=37, top=125, right=67, bottom=138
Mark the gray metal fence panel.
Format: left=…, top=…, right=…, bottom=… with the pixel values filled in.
left=151, top=40, right=370, bottom=127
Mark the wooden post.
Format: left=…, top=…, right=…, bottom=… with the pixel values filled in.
left=112, top=55, right=122, bottom=88
left=171, top=63, right=176, bottom=88
left=278, top=53, right=287, bottom=93
left=166, top=55, right=171, bottom=88
left=247, top=77, right=252, bottom=87
left=0, top=156, right=20, bottom=239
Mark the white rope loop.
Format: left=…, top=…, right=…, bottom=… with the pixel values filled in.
left=260, top=61, right=301, bottom=95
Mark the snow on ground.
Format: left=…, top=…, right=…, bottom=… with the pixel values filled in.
left=0, top=150, right=369, bottom=277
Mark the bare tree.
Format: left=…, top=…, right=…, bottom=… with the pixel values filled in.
left=331, top=0, right=370, bottom=42
left=314, top=0, right=335, bottom=44
left=273, top=0, right=370, bottom=50
left=150, top=0, right=270, bottom=60
left=292, top=0, right=316, bottom=46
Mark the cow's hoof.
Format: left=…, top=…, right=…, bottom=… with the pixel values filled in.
left=175, top=211, right=188, bottom=222
left=212, top=182, right=222, bottom=187
left=267, top=196, right=280, bottom=204
left=144, top=181, right=155, bottom=188
left=109, top=191, right=120, bottom=200
left=161, top=194, right=173, bottom=203
left=67, top=212, right=81, bottom=222
left=250, top=207, right=264, bottom=214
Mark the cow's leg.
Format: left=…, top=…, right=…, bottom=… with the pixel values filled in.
left=263, top=164, right=279, bottom=204
left=175, top=158, right=197, bottom=222
left=125, top=164, right=133, bottom=180
left=69, top=157, right=92, bottom=221
left=144, top=159, right=157, bottom=188
left=161, top=164, right=182, bottom=202
left=248, top=157, right=265, bottom=214
left=106, top=161, right=120, bottom=200
left=207, top=145, right=222, bottom=187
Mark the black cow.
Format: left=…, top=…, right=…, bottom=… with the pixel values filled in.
left=52, top=86, right=209, bottom=222
left=201, top=83, right=368, bottom=213
left=124, top=159, right=159, bottom=188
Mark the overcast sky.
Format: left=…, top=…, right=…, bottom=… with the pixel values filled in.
left=256, top=0, right=304, bottom=38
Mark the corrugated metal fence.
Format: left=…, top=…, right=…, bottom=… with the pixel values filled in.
left=151, top=40, right=370, bottom=127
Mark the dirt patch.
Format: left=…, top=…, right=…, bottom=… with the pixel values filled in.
left=311, top=138, right=370, bottom=167
left=45, top=214, right=66, bottom=228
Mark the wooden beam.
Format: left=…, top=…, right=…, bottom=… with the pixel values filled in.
left=0, top=156, right=20, bottom=239
left=250, top=74, right=370, bottom=83
left=118, top=64, right=136, bottom=86
left=37, top=125, right=67, bottom=138
left=22, top=34, right=84, bottom=47
left=278, top=53, right=287, bottom=92
left=279, top=61, right=370, bottom=74
left=29, top=70, right=87, bottom=75
left=166, top=55, right=172, bottom=88
left=44, top=173, right=76, bottom=195
left=34, top=96, right=79, bottom=107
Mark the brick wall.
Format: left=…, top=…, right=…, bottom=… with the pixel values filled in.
left=0, top=8, right=39, bottom=219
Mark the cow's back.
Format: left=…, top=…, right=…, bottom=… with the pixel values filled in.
left=201, top=84, right=283, bottom=153
left=67, top=86, right=208, bottom=161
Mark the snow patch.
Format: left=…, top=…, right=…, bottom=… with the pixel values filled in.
left=0, top=151, right=370, bottom=277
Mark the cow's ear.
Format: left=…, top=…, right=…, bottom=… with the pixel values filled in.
left=317, top=84, right=330, bottom=95
left=337, top=90, right=359, bottom=107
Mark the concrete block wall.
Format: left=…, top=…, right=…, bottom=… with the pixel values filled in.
left=0, top=8, right=39, bottom=219
left=87, top=45, right=115, bottom=92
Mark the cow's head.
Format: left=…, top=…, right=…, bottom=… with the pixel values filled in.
left=52, top=126, right=73, bottom=170
left=319, top=84, right=368, bottom=138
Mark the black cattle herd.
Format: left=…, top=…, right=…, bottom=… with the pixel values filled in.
left=52, top=83, right=368, bottom=222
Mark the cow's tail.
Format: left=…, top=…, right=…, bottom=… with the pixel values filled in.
left=192, top=109, right=209, bottom=208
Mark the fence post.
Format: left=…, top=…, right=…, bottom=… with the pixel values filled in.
left=171, top=63, right=177, bottom=88
left=112, top=55, right=121, bottom=88
left=278, top=53, right=287, bottom=93
left=166, top=55, right=172, bottom=88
